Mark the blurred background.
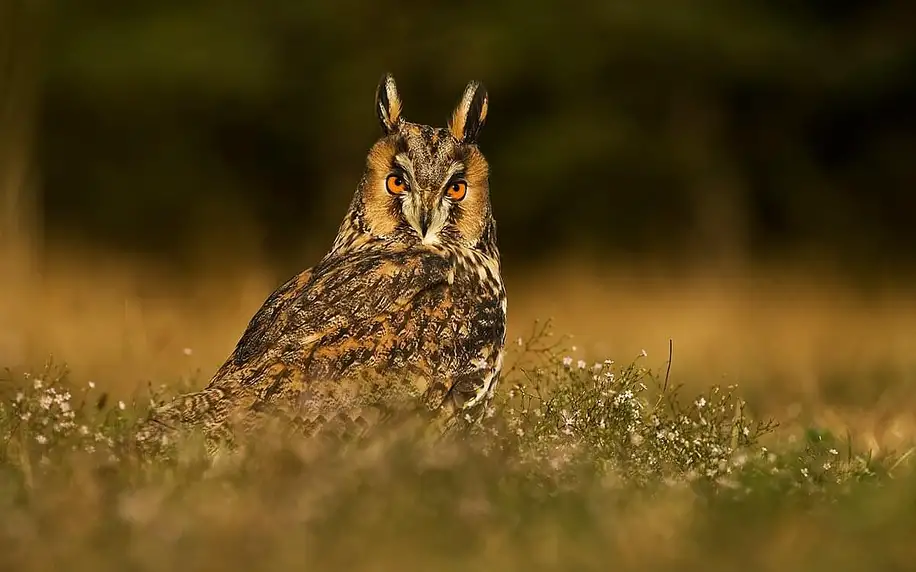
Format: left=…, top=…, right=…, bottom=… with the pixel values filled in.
left=2, top=0, right=915, bottom=445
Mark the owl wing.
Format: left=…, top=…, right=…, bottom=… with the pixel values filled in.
left=263, top=247, right=503, bottom=415
left=268, top=247, right=460, bottom=379
left=148, top=248, right=466, bottom=432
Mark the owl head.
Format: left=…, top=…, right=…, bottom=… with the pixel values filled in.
left=336, top=74, right=495, bottom=255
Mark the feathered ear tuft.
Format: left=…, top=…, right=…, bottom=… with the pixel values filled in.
left=449, top=80, right=488, bottom=144
left=375, top=73, right=403, bottom=134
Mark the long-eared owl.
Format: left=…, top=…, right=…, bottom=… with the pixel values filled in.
left=143, top=74, right=506, bottom=443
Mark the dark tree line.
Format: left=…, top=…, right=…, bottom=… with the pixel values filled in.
left=23, top=0, right=916, bottom=276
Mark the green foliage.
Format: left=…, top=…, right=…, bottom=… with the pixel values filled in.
left=1, top=326, right=913, bottom=570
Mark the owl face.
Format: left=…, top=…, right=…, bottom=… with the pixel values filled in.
left=353, top=75, right=493, bottom=251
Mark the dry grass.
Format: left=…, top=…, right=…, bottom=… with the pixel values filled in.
left=1, top=241, right=915, bottom=571
left=3, top=245, right=916, bottom=448
left=1, top=336, right=908, bottom=572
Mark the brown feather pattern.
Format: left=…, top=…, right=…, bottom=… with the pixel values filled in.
left=139, top=75, right=505, bottom=449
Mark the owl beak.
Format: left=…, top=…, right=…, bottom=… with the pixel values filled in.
left=419, top=209, right=432, bottom=236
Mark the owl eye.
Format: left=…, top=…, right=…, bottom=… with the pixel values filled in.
left=446, top=180, right=467, bottom=201
left=386, top=174, right=408, bottom=195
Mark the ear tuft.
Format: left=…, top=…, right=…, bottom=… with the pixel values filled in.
left=376, top=73, right=403, bottom=134
left=449, top=81, right=488, bottom=144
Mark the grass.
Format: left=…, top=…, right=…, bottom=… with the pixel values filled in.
left=0, top=320, right=913, bottom=572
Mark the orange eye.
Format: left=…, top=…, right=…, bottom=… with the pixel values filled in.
left=386, top=174, right=408, bottom=195
left=446, top=181, right=467, bottom=201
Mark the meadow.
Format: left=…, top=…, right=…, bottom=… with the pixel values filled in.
left=1, top=248, right=915, bottom=571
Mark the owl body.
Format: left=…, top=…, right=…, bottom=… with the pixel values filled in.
left=142, top=75, right=505, bottom=444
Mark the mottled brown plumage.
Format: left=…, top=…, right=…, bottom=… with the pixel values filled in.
left=140, top=74, right=506, bottom=447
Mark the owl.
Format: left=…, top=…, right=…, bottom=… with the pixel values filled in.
left=140, top=74, right=506, bottom=446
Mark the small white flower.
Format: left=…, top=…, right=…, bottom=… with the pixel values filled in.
left=20, top=412, right=31, bottom=421
left=639, top=349, right=648, bottom=357
left=35, top=434, right=47, bottom=445
left=516, top=337, right=523, bottom=346
left=823, top=462, right=832, bottom=471
left=571, top=345, right=577, bottom=352
left=79, top=425, right=89, bottom=436
left=118, top=401, right=126, bottom=411
left=88, top=381, right=96, bottom=389
left=592, top=362, right=603, bottom=372
left=829, top=448, right=838, bottom=455
left=696, top=397, right=706, bottom=408
left=33, top=379, right=43, bottom=389
left=182, top=347, right=193, bottom=356
left=801, top=467, right=809, bottom=478
left=14, top=392, right=24, bottom=403
left=576, top=360, right=586, bottom=370
left=742, top=426, right=750, bottom=437
left=562, top=356, right=573, bottom=367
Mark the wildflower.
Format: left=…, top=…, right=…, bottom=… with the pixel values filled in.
left=562, top=356, right=573, bottom=367
left=118, top=401, right=126, bottom=411
left=35, top=435, right=47, bottom=445
left=829, top=448, right=838, bottom=455
left=79, top=425, right=89, bottom=436
left=33, top=379, right=43, bottom=389
left=696, top=397, right=706, bottom=408
left=20, top=412, right=31, bottom=421
left=14, top=392, right=23, bottom=403
left=823, top=462, right=832, bottom=471
left=39, top=395, right=53, bottom=410
left=182, top=347, right=193, bottom=356
left=639, top=349, right=648, bottom=357
left=592, top=362, right=603, bottom=372
left=742, top=426, right=750, bottom=437
left=613, top=390, right=634, bottom=407
left=88, top=381, right=96, bottom=389
left=801, top=467, right=809, bottom=478
left=576, top=360, right=586, bottom=370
